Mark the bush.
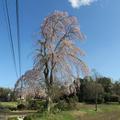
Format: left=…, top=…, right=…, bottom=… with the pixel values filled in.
left=0, top=107, right=10, bottom=112
left=27, top=100, right=46, bottom=111
left=66, top=97, right=79, bottom=110
left=23, top=116, right=33, bottom=120
left=24, top=113, right=56, bottom=120
left=54, top=100, right=68, bottom=111
left=0, top=103, right=17, bottom=111
left=104, top=93, right=111, bottom=103
left=54, top=98, right=78, bottom=111
left=84, top=96, right=104, bottom=104
left=8, top=117, right=18, bottom=120
left=8, top=107, right=17, bottom=111
left=110, top=95, right=119, bottom=102
left=17, top=104, right=26, bottom=110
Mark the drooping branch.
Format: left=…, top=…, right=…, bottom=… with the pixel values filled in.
left=34, top=11, right=89, bottom=111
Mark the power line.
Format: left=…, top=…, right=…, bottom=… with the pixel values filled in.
left=16, top=0, right=23, bottom=100
left=16, top=0, right=21, bottom=77
left=3, top=0, right=18, bottom=78
left=0, top=0, right=3, bottom=31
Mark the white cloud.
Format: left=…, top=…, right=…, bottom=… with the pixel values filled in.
left=69, top=0, right=97, bottom=8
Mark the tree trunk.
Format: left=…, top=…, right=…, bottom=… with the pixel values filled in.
left=95, top=94, right=98, bottom=111
left=47, top=95, right=52, bottom=112
left=44, top=54, right=54, bottom=112
left=47, top=83, right=53, bottom=112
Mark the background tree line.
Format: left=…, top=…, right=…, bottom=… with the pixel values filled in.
left=0, top=87, right=14, bottom=102
left=1, top=75, right=120, bottom=104
left=74, top=76, right=120, bottom=104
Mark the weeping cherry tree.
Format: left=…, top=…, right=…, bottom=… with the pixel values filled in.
left=34, top=11, right=89, bottom=111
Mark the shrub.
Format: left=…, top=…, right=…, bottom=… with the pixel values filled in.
left=27, top=100, right=46, bottom=111
left=8, top=117, right=18, bottom=120
left=54, top=98, right=78, bottom=111
left=24, top=113, right=59, bottom=120
left=54, top=100, right=68, bottom=111
left=23, top=116, right=33, bottom=120
left=17, top=104, right=26, bottom=110
left=8, top=107, right=17, bottom=111
left=66, top=97, right=79, bottom=110
left=104, top=93, right=111, bottom=103
left=0, top=107, right=10, bottom=112
left=110, top=95, right=119, bottom=102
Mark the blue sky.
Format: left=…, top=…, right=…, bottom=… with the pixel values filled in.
left=0, top=0, right=120, bottom=88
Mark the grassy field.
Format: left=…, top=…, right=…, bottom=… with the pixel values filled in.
left=0, top=102, right=120, bottom=120
left=78, top=103, right=120, bottom=120
left=0, top=102, right=17, bottom=108
left=31, top=103, right=120, bottom=120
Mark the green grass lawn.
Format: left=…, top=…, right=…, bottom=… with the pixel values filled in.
left=30, top=103, right=120, bottom=120
left=0, top=102, right=17, bottom=108
left=1, top=102, right=120, bottom=120
left=0, top=101, right=37, bottom=113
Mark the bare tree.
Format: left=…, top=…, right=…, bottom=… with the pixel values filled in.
left=92, top=69, right=104, bottom=111
left=34, top=11, right=89, bottom=111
